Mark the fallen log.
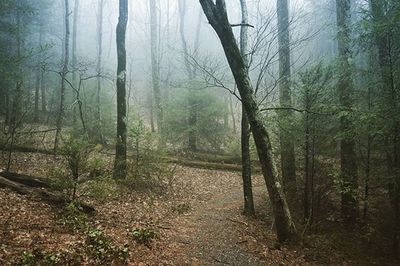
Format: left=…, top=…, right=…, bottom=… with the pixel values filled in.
left=0, top=176, right=30, bottom=194
left=0, top=172, right=51, bottom=188
left=0, top=145, right=55, bottom=155
left=0, top=176, right=95, bottom=214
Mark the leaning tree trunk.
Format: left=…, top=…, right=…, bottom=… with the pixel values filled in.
left=95, top=0, right=105, bottom=144
left=54, top=0, right=70, bottom=152
left=336, top=0, right=359, bottom=225
left=239, top=0, right=255, bottom=217
left=277, top=0, right=297, bottom=205
left=149, top=0, right=163, bottom=135
left=200, top=0, right=296, bottom=242
left=113, top=0, right=128, bottom=179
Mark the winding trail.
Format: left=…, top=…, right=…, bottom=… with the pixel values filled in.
left=170, top=183, right=268, bottom=265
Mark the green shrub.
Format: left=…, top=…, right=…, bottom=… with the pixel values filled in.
left=19, top=248, right=83, bottom=265
left=123, top=119, right=175, bottom=192
left=47, top=164, right=70, bottom=191
left=86, top=228, right=129, bottom=264
left=225, top=138, right=242, bottom=160
left=60, top=136, right=93, bottom=200
left=83, top=175, right=120, bottom=201
left=131, top=228, right=158, bottom=246
left=86, top=148, right=110, bottom=178
left=59, top=202, right=88, bottom=231
left=20, top=250, right=63, bottom=266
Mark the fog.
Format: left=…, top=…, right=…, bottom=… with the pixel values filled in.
left=53, top=0, right=331, bottom=110
left=1, top=0, right=400, bottom=263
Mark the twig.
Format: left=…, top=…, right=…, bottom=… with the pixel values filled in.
left=227, top=218, right=248, bottom=226
left=157, top=225, right=172, bottom=230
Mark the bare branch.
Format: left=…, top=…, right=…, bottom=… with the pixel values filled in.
left=230, top=23, right=254, bottom=28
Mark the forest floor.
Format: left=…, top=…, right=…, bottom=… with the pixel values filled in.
left=0, top=151, right=398, bottom=265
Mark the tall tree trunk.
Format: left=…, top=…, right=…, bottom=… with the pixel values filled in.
left=71, top=0, right=79, bottom=124
left=200, top=0, right=297, bottom=242
left=336, top=0, right=359, bottom=224
left=277, top=0, right=297, bottom=205
left=178, top=0, right=197, bottom=151
left=7, top=0, right=23, bottom=171
left=113, top=0, right=128, bottom=179
left=34, top=20, right=44, bottom=122
left=239, top=0, right=255, bottom=217
left=34, top=22, right=43, bottom=123
left=303, top=90, right=311, bottom=221
left=96, top=0, right=105, bottom=144
left=149, top=0, right=163, bottom=135
left=369, top=0, right=400, bottom=257
left=54, top=0, right=70, bottom=152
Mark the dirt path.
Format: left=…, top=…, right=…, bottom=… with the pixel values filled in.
left=169, top=183, right=268, bottom=265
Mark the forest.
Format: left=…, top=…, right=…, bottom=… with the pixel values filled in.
left=0, top=0, right=399, bottom=265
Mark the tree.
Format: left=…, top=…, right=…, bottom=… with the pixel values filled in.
left=335, top=0, right=359, bottom=224
left=239, top=0, right=255, bottom=217
left=149, top=0, right=163, bottom=135
left=178, top=0, right=199, bottom=151
left=54, top=0, right=70, bottom=152
left=6, top=0, right=24, bottom=171
left=34, top=20, right=44, bottom=123
left=95, top=0, right=105, bottom=144
left=199, top=0, right=297, bottom=242
left=114, top=0, right=128, bottom=178
left=71, top=0, right=79, bottom=124
left=276, top=0, right=297, bottom=204
left=368, top=0, right=400, bottom=257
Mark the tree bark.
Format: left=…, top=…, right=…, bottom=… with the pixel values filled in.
left=335, top=0, right=359, bottom=224
left=113, top=0, right=128, bottom=179
left=54, top=0, right=70, bottom=152
left=277, top=0, right=297, bottom=205
left=95, top=0, right=105, bottom=144
left=239, top=0, right=255, bottom=217
left=303, top=91, right=311, bottom=221
left=34, top=22, right=43, bottom=123
left=199, top=0, right=296, bottom=242
left=7, top=0, right=23, bottom=172
left=149, top=0, right=163, bottom=135
left=71, top=0, right=79, bottom=124
left=369, top=0, right=400, bottom=257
